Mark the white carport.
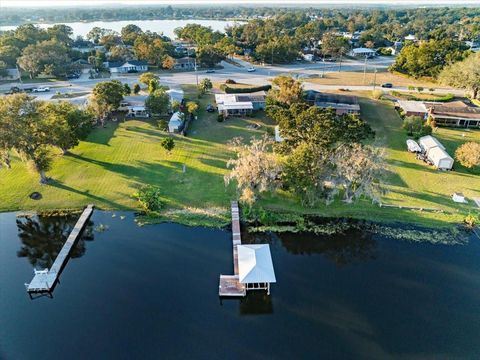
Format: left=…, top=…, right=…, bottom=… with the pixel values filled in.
left=406, top=139, right=421, bottom=153
left=428, top=146, right=454, bottom=170
left=168, top=111, right=184, bottom=133
left=237, top=244, right=276, bottom=294
left=419, top=135, right=445, bottom=152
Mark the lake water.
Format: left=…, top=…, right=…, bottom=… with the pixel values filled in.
left=0, top=19, right=241, bottom=39
left=1, top=210, right=480, bottom=359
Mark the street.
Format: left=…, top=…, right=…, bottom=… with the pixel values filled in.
left=0, top=56, right=464, bottom=99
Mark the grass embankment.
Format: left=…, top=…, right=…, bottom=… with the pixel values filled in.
left=1, top=86, right=479, bottom=228
left=307, top=70, right=444, bottom=89
left=389, top=91, right=454, bottom=102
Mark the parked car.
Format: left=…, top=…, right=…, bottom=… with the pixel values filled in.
left=381, top=83, right=393, bottom=88
left=32, top=86, right=50, bottom=92
left=206, top=69, right=215, bottom=73
left=6, top=86, right=22, bottom=94
left=206, top=104, right=216, bottom=113
left=66, top=73, right=80, bottom=79
left=247, top=67, right=256, bottom=72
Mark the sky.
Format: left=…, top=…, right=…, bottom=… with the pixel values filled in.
left=1, top=0, right=478, bottom=7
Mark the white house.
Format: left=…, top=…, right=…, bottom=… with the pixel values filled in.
left=404, top=34, right=417, bottom=42
left=349, top=48, right=376, bottom=58
left=168, top=111, right=184, bottom=133
left=118, top=95, right=149, bottom=117
left=215, top=92, right=266, bottom=116
left=105, top=60, right=148, bottom=73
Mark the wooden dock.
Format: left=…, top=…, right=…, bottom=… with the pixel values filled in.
left=219, top=201, right=246, bottom=297
left=26, top=205, right=94, bottom=293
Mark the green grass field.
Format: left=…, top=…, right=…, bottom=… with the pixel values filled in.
left=0, top=87, right=479, bottom=227
left=0, top=86, right=274, bottom=225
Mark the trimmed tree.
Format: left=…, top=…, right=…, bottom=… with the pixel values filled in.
left=455, top=142, right=480, bottom=169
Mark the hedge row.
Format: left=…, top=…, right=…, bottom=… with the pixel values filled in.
left=220, top=84, right=272, bottom=94
left=391, top=91, right=455, bottom=102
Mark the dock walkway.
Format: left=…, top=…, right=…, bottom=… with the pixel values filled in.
left=219, top=201, right=246, bottom=297
left=26, top=205, right=94, bottom=293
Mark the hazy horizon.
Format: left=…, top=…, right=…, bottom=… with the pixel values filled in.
left=1, top=0, right=479, bottom=8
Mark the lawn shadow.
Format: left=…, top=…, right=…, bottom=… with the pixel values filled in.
left=199, top=156, right=228, bottom=170
left=83, top=121, right=118, bottom=146
left=48, top=179, right=123, bottom=209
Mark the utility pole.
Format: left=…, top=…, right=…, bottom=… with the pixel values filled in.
left=363, top=55, right=368, bottom=84
left=338, top=47, right=344, bottom=73
left=322, top=54, right=326, bottom=78
left=194, top=57, right=198, bottom=87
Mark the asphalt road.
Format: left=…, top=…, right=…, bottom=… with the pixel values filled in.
left=0, top=56, right=464, bottom=98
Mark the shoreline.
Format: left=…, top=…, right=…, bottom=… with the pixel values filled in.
left=2, top=202, right=466, bottom=230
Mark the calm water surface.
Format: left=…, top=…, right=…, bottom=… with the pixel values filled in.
left=0, top=20, right=241, bottom=39
left=0, top=211, right=479, bottom=359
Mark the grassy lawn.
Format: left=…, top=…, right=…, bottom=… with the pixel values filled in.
left=1, top=85, right=478, bottom=228
left=0, top=85, right=274, bottom=225
left=306, top=70, right=445, bottom=89
left=258, top=96, right=480, bottom=227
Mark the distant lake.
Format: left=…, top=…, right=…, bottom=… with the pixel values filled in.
left=1, top=210, right=480, bottom=359
left=0, top=19, right=242, bottom=39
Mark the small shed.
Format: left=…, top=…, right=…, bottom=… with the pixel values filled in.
left=168, top=112, right=184, bottom=133
left=237, top=244, right=276, bottom=294
left=428, top=146, right=454, bottom=170
left=452, top=193, right=467, bottom=203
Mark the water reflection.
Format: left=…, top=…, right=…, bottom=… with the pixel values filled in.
left=244, top=228, right=377, bottom=266
left=239, top=291, right=274, bottom=315
left=16, top=214, right=94, bottom=269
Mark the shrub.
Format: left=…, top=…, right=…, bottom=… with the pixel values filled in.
left=377, top=47, right=392, bottom=56
left=217, top=114, right=224, bottom=122
left=417, top=86, right=424, bottom=92
left=402, top=115, right=432, bottom=139
left=408, top=85, right=415, bottom=91
left=372, top=90, right=384, bottom=100
left=224, top=84, right=272, bottom=94
left=157, top=119, right=168, bottom=131
left=161, top=137, right=175, bottom=153
left=133, top=83, right=141, bottom=94
left=225, top=79, right=236, bottom=84
left=464, top=213, right=477, bottom=227
left=133, top=185, right=164, bottom=212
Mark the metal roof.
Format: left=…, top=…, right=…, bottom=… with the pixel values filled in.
left=237, top=244, right=276, bottom=284
left=397, top=101, right=427, bottom=114
left=218, top=102, right=253, bottom=111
